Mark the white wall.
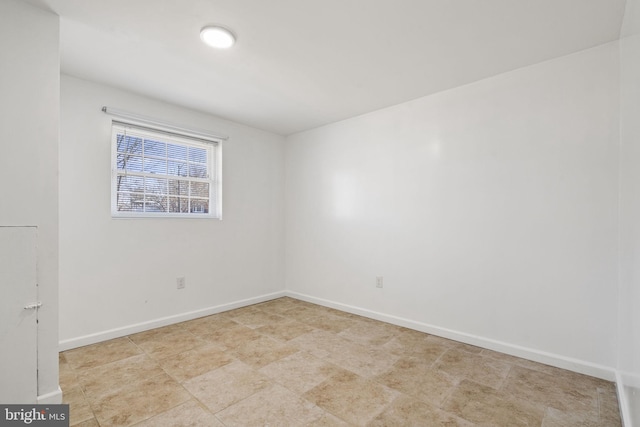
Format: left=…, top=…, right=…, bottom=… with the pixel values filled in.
left=0, top=0, right=60, bottom=402
left=285, top=42, right=620, bottom=374
left=619, top=0, right=640, bottom=423
left=59, top=75, right=285, bottom=347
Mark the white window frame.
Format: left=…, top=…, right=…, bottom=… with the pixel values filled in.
left=110, top=121, right=222, bottom=219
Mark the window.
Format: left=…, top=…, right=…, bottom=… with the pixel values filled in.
left=111, top=122, right=221, bottom=218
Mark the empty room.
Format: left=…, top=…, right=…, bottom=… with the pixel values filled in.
left=1, top=0, right=639, bottom=426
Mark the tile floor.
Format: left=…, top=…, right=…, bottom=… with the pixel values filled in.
left=59, top=297, right=622, bottom=426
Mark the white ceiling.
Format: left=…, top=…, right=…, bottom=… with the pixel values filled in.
left=26, top=0, right=626, bottom=135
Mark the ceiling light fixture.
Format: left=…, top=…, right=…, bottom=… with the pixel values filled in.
left=200, top=26, right=236, bottom=49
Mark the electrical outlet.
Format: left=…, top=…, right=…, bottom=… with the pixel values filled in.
left=376, top=276, right=383, bottom=288
left=177, top=277, right=186, bottom=289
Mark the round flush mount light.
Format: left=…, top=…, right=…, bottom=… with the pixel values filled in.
left=200, top=26, right=236, bottom=49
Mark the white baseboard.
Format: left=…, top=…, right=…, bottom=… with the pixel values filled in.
left=57, top=289, right=635, bottom=424
left=620, top=371, right=640, bottom=389
left=58, top=291, right=286, bottom=351
left=37, top=387, right=62, bottom=404
left=59, top=288, right=617, bottom=381
left=617, top=371, right=640, bottom=427
left=616, top=371, right=631, bottom=427
left=286, top=290, right=617, bottom=381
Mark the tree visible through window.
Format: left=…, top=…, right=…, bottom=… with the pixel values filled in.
left=111, top=123, right=220, bottom=218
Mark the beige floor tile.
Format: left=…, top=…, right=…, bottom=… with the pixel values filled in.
left=337, top=319, right=399, bottom=346
left=425, top=335, right=483, bottom=354
left=401, top=336, right=450, bottom=365
left=597, top=379, right=618, bottom=393
left=392, top=327, right=430, bottom=343
left=58, top=298, right=623, bottom=427
left=542, top=406, right=599, bottom=427
left=300, top=313, right=359, bottom=333
left=59, top=357, right=80, bottom=390
left=542, top=364, right=613, bottom=390
left=503, top=365, right=599, bottom=414
left=434, top=348, right=512, bottom=389
left=480, top=348, right=562, bottom=375
left=305, top=412, right=353, bottom=427
left=63, top=337, right=142, bottom=371
left=88, top=373, right=190, bottom=426
left=509, top=361, right=612, bottom=395
left=63, top=386, right=95, bottom=426
left=129, top=328, right=206, bottom=360
left=291, top=299, right=326, bottom=309
left=318, top=306, right=361, bottom=320
left=368, top=394, right=474, bottom=427
left=281, top=305, right=328, bottom=323
left=77, top=354, right=163, bottom=398
left=182, top=360, right=271, bottom=413
left=73, top=419, right=100, bottom=427
left=259, top=351, right=346, bottom=394
left=598, top=386, right=623, bottom=426
left=304, top=371, right=398, bottom=425
left=375, top=357, right=457, bottom=406
left=231, top=335, right=299, bottom=368
left=255, top=319, right=315, bottom=342
left=253, top=297, right=302, bottom=314
left=306, top=413, right=351, bottom=426
left=198, top=324, right=262, bottom=350
left=216, top=383, right=329, bottom=426
left=159, top=344, right=234, bottom=382
left=377, top=328, right=432, bottom=356
left=228, top=309, right=288, bottom=329
left=220, top=304, right=263, bottom=318
left=180, top=314, right=239, bottom=338
left=128, top=324, right=184, bottom=343
left=379, top=336, right=417, bottom=357
left=323, top=340, right=399, bottom=378
left=289, top=329, right=353, bottom=359
left=443, top=379, right=545, bottom=426
left=133, top=400, right=224, bottom=427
